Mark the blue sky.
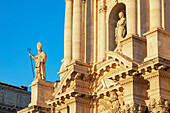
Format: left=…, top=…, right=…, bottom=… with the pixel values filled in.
left=0, top=0, right=65, bottom=90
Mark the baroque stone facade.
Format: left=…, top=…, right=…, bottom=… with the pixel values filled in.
left=18, top=0, right=170, bottom=113
left=0, top=82, right=31, bottom=113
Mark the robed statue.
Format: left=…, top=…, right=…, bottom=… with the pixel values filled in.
left=29, top=42, right=47, bottom=80
left=115, top=11, right=126, bottom=53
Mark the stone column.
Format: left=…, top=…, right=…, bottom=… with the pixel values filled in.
left=82, top=0, right=86, bottom=63
left=72, top=0, right=82, bottom=61
left=64, top=0, right=73, bottom=66
left=126, top=0, right=137, bottom=35
left=149, top=0, right=162, bottom=29
left=98, top=1, right=106, bottom=61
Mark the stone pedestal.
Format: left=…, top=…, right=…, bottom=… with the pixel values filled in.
left=29, top=79, right=54, bottom=108
left=144, top=28, right=170, bottom=61
left=121, top=35, right=146, bottom=63
left=17, top=79, right=54, bottom=113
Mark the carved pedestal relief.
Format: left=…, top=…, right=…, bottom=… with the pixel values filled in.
left=98, top=91, right=124, bottom=113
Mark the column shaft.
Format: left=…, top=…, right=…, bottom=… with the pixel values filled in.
left=126, top=0, right=137, bottom=35
left=72, top=0, right=82, bottom=61
left=64, top=0, right=73, bottom=66
left=149, top=0, right=162, bottom=29
left=82, top=1, right=86, bottom=63
left=99, top=2, right=106, bottom=61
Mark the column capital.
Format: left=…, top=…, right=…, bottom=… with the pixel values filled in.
left=99, top=6, right=107, bottom=13
left=82, top=0, right=86, bottom=5
left=65, top=0, right=72, bottom=2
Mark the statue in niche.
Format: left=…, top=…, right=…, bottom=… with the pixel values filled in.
left=29, top=42, right=47, bottom=80
left=98, top=91, right=122, bottom=113
left=114, top=11, right=126, bottom=53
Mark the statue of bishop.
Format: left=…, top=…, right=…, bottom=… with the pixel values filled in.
left=29, top=42, right=47, bottom=80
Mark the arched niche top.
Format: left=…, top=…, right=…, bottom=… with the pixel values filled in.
left=106, top=0, right=126, bottom=21
left=108, top=3, right=126, bottom=51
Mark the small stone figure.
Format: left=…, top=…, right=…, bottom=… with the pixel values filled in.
left=29, top=42, right=47, bottom=80
left=115, top=11, right=126, bottom=53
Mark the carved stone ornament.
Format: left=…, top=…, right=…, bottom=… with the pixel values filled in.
left=148, top=98, right=170, bottom=113
left=98, top=91, right=122, bottom=113
left=99, top=6, right=107, bottom=13
left=114, top=11, right=126, bottom=53
left=102, top=78, right=118, bottom=89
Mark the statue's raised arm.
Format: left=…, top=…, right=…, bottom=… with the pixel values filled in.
left=29, top=42, right=47, bottom=80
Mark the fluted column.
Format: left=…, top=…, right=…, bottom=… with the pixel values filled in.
left=98, top=1, right=106, bottom=61
left=64, top=0, right=73, bottom=66
left=149, top=0, right=162, bottom=29
left=126, top=0, right=137, bottom=35
left=72, top=0, right=82, bottom=61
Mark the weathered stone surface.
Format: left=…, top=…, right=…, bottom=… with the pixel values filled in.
left=0, top=82, right=30, bottom=113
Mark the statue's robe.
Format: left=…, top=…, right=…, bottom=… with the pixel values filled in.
left=34, top=51, right=47, bottom=80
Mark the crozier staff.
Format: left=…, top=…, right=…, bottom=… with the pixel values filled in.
left=29, top=42, right=47, bottom=80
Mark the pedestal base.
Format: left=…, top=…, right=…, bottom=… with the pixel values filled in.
left=144, top=28, right=170, bottom=61
left=29, top=79, right=54, bottom=108
left=121, top=34, right=146, bottom=63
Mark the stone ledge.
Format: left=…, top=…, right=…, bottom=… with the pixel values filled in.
left=143, top=27, right=170, bottom=37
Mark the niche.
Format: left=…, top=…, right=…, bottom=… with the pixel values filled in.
left=108, top=3, right=126, bottom=51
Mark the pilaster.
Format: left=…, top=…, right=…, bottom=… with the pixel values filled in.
left=149, top=0, right=162, bottom=29
left=126, top=0, right=137, bottom=35
left=98, top=0, right=106, bottom=61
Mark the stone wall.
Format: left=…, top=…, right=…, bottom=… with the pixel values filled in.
left=0, top=82, right=31, bottom=113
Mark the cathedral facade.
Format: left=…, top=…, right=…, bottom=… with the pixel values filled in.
left=18, top=0, right=170, bottom=113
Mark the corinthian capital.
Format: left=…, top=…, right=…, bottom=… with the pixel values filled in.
left=99, top=6, right=107, bottom=13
